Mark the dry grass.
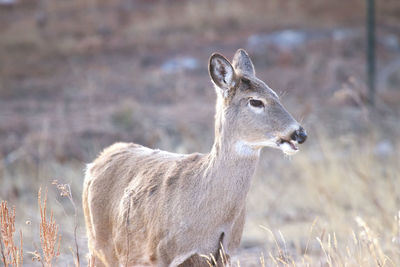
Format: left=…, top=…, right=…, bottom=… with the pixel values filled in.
left=2, top=189, right=399, bottom=266
left=36, top=188, right=61, bottom=267
left=201, top=243, right=230, bottom=267
left=0, top=201, right=23, bottom=267
left=1, top=187, right=86, bottom=266
left=52, top=180, right=80, bottom=267
left=259, top=215, right=400, bottom=266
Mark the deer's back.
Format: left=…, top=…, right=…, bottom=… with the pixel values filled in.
left=84, top=142, right=206, bottom=264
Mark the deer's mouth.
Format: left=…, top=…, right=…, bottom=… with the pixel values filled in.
left=277, top=138, right=299, bottom=155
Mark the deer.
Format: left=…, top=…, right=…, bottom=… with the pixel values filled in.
left=82, top=49, right=307, bottom=267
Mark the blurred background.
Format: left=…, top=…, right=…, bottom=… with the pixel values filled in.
left=0, top=0, right=400, bottom=265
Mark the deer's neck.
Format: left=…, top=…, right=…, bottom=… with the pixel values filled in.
left=204, top=100, right=260, bottom=198
left=208, top=135, right=259, bottom=184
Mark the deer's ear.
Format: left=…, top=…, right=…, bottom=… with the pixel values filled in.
left=232, top=49, right=255, bottom=76
left=209, top=53, right=237, bottom=95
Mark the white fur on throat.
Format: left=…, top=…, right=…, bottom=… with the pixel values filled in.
left=234, top=140, right=260, bottom=157
left=235, top=138, right=299, bottom=156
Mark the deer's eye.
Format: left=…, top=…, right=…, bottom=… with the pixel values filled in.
left=249, top=99, right=264, bottom=108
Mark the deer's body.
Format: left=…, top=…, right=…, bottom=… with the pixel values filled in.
left=83, top=49, right=307, bottom=266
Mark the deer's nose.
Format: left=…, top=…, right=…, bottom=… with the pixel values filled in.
left=290, top=127, right=307, bottom=144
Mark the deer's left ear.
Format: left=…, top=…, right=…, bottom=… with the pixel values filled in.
left=232, top=49, right=255, bottom=77
left=209, top=53, right=238, bottom=96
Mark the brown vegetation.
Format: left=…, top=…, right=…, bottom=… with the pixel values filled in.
left=0, top=201, right=23, bottom=267
left=37, top=188, right=60, bottom=267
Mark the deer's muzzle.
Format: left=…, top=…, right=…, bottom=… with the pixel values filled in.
left=290, top=127, right=307, bottom=144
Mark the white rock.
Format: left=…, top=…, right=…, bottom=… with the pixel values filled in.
left=161, top=57, right=200, bottom=73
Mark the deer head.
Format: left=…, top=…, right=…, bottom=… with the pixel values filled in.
left=209, top=49, right=307, bottom=156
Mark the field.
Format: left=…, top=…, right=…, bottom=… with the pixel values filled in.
left=1, top=0, right=400, bottom=266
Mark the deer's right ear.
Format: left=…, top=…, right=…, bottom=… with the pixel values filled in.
left=209, top=53, right=237, bottom=96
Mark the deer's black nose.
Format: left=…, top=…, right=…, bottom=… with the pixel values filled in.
left=290, top=127, right=307, bottom=144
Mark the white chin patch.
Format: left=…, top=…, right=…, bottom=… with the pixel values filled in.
left=235, top=141, right=260, bottom=157
left=278, top=141, right=299, bottom=155
left=235, top=139, right=300, bottom=157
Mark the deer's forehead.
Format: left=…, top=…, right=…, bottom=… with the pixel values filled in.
left=238, top=77, right=279, bottom=99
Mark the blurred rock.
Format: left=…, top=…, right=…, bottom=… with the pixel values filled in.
left=248, top=28, right=364, bottom=55
left=331, top=28, right=361, bottom=42
left=0, top=0, right=15, bottom=5
left=380, top=34, right=400, bottom=51
left=247, top=30, right=307, bottom=52
left=161, top=57, right=200, bottom=73
left=247, top=27, right=366, bottom=58
left=374, top=140, right=393, bottom=158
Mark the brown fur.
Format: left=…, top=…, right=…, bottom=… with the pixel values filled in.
left=83, top=49, right=306, bottom=266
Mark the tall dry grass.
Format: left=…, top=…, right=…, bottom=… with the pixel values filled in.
left=0, top=201, right=23, bottom=267
left=36, top=188, right=61, bottom=267
left=259, top=215, right=400, bottom=266
left=1, top=187, right=77, bottom=267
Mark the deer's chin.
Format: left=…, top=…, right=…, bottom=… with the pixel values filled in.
left=277, top=139, right=299, bottom=155
left=235, top=138, right=300, bottom=156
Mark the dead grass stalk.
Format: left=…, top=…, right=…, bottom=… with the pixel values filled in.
left=0, top=201, right=23, bottom=267
left=37, top=188, right=61, bottom=267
